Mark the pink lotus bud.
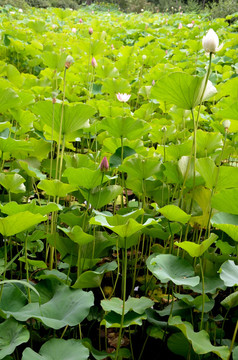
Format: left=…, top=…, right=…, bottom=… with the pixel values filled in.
left=72, top=27, right=77, bottom=33
left=100, top=157, right=109, bottom=171
left=178, top=23, right=182, bottom=29
left=192, top=20, right=195, bottom=24
left=111, top=44, right=115, bottom=50
left=152, top=80, right=155, bottom=86
left=65, top=55, right=74, bottom=69
left=89, top=27, right=93, bottom=35
left=180, top=11, right=183, bottom=14
left=91, top=57, right=97, bottom=67
left=165, top=50, right=168, bottom=54
left=79, top=18, right=83, bottom=23
left=92, top=10, right=94, bottom=14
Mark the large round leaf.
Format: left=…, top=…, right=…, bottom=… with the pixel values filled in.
left=0, top=212, right=46, bottom=237
left=1, top=282, right=94, bottom=330
left=219, top=260, right=238, bottom=287
left=168, top=316, right=229, bottom=359
left=22, top=339, right=89, bottom=360
left=147, top=254, right=199, bottom=287
left=33, top=101, right=96, bottom=140
left=0, top=318, right=29, bottom=360
left=151, top=73, right=216, bottom=110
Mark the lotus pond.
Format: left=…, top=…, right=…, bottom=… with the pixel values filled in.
left=0, top=4, right=238, bottom=360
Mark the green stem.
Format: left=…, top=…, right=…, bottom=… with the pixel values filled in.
left=196, top=53, right=212, bottom=128
left=200, top=257, right=205, bottom=330
left=228, top=320, right=238, bottom=360
left=115, top=237, right=127, bottom=360
left=189, top=108, right=197, bottom=214
left=25, top=235, right=31, bottom=303
left=55, top=67, right=67, bottom=181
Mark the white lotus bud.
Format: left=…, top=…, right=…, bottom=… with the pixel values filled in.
left=202, top=29, right=223, bottom=54
left=222, top=120, right=231, bottom=130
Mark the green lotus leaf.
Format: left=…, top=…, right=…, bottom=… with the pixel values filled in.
left=168, top=316, right=229, bottom=359
left=33, top=102, right=96, bottom=139
left=22, top=339, right=89, bottom=360
left=158, top=204, right=191, bottom=224
left=0, top=282, right=94, bottom=330
left=147, top=254, right=200, bottom=287
left=0, top=212, right=46, bottom=237
left=101, top=296, right=154, bottom=315
left=37, top=179, right=77, bottom=197
left=0, top=173, right=26, bottom=193
left=175, top=233, right=218, bottom=257
left=72, top=261, right=117, bottom=289
left=219, top=260, right=238, bottom=287
left=0, top=318, right=29, bottom=360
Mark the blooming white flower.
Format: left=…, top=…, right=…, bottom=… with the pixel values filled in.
left=18, top=8, right=23, bottom=13
left=116, top=93, right=131, bottom=102
left=72, top=27, right=77, bottom=33
left=187, top=23, right=193, bottom=28
left=202, top=29, right=223, bottom=54
left=142, top=55, right=147, bottom=61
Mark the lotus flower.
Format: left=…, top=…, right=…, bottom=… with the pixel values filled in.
left=116, top=93, right=131, bottom=102
left=178, top=23, right=182, bottom=29
left=187, top=23, right=193, bottom=28
left=100, top=157, right=109, bottom=171
left=72, top=27, right=77, bottom=33
left=89, top=27, right=93, bottom=35
left=202, top=29, right=223, bottom=54
left=79, top=18, right=83, bottom=23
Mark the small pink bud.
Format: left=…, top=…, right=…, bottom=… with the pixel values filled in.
left=192, top=20, right=195, bottom=24
left=91, top=57, right=97, bottom=67
left=111, top=44, right=115, bottom=50
left=178, top=23, right=182, bottom=29
left=79, top=18, right=83, bottom=23
left=92, top=10, right=94, bottom=14
left=152, top=80, right=155, bottom=86
left=89, top=27, right=93, bottom=35
left=72, top=27, right=77, bottom=33
left=165, top=50, right=168, bottom=54
left=100, top=157, right=109, bottom=171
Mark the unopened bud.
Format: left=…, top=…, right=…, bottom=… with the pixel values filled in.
left=79, top=18, right=83, bottom=23
left=91, top=57, right=97, bottom=67
left=89, top=27, right=93, bottom=35
left=142, top=54, right=147, bottom=61
left=223, top=120, right=231, bottom=130
left=65, top=55, right=74, bottom=69
left=161, top=126, right=167, bottom=132
left=100, top=157, right=109, bottom=171
left=152, top=80, right=155, bottom=86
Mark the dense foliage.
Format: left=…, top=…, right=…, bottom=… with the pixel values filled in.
left=0, top=5, right=238, bottom=360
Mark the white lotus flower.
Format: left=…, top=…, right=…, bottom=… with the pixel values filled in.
left=116, top=93, right=131, bottom=103
left=195, top=79, right=217, bottom=107
left=202, top=29, right=223, bottom=54
left=203, top=80, right=217, bottom=101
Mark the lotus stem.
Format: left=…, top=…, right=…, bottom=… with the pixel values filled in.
left=115, top=237, right=127, bottom=360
